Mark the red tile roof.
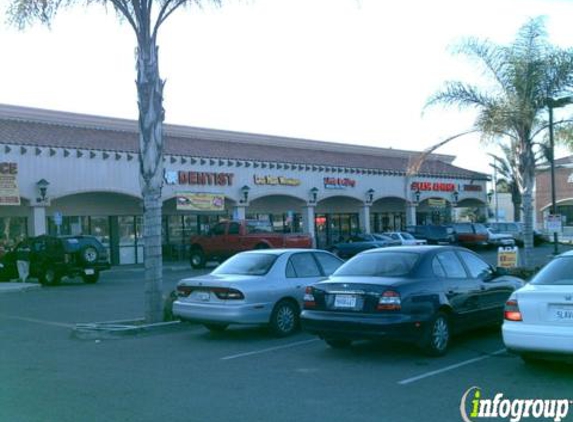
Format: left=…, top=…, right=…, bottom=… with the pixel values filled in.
left=0, top=105, right=487, bottom=180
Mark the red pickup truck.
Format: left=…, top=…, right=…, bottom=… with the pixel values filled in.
left=189, top=220, right=313, bottom=268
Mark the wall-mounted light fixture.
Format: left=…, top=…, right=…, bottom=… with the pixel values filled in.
left=366, top=188, right=375, bottom=204
left=309, top=187, right=319, bottom=204
left=413, top=188, right=421, bottom=204
left=452, top=190, right=459, bottom=205
left=36, top=179, right=50, bottom=203
left=240, top=185, right=250, bottom=204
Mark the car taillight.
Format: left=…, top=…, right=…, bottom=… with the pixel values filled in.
left=504, top=299, right=522, bottom=321
left=377, top=290, right=401, bottom=311
left=303, top=286, right=316, bottom=309
left=211, top=288, right=244, bottom=300
left=177, top=285, right=194, bottom=297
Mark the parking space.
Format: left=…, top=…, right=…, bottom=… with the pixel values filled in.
left=1, top=247, right=572, bottom=422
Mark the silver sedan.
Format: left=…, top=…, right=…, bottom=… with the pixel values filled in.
left=172, top=249, right=344, bottom=336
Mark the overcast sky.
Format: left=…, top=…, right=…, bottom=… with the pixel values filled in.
left=1, top=0, right=573, bottom=175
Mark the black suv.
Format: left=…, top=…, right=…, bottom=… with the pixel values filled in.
left=0, top=235, right=110, bottom=285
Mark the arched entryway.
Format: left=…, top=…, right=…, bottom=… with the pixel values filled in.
left=370, top=196, right=407, bottom=232
left=162, top=195, right=236, bottom=261
left=246, top=194, right=307, bottom=233
left=454, top=198, right=488, bottom=223
left=48, top=191, right=142, bottom=265
left=315, top=195, right=363, bottom=248
left=415, top=197, right=455, bottom=225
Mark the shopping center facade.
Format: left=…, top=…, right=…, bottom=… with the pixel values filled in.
left=0, top=104, right=489, bottom=265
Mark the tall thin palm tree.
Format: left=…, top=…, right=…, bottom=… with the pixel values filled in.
left=488, top=145, right=522, bottom=222
left=426, top=17, right=573, bottom=266
left=9, top=0, right=221, bottom=322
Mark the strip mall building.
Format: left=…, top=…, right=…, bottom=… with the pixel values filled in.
left=0, top=105, right=488, bottom=265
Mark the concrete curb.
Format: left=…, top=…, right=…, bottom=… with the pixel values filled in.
left=0, top=282, right=42, bottom=295
left=106, top=265, right=192, bottom=275
left=72, top=318, right=183, bottom=340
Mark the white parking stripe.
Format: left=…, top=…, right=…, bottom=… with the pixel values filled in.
left=221, top=339, right=319, bottom=361
left=3, top=315, right=74, bottom=328
left=397, top=348, right=506, bottom=385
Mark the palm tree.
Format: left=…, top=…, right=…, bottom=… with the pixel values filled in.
left=426, top=17, right=573, bottom=266
left=488, top=145, right=522, bottom=222
left=9, top=0, right=221, bottom=322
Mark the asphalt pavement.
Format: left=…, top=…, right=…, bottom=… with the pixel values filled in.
left=1, top=244, right=572, bottom=422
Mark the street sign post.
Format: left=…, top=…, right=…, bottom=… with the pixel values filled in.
left=546, top=214, right=562, bottom=233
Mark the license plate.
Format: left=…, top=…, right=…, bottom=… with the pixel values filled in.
left=84, top=269, right=95, bottom=275
left=197, top=291, right=210, bottom=302
left=551, top=306, right=573, bottom=321
left=334, top=294, right=357, bottom=308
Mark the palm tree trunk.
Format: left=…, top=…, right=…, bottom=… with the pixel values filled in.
left=137, top=39, right=165, bottom=323
left=521, top=172, right=535, bottom=268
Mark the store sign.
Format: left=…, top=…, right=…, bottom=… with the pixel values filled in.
left=176, top=193, right=225, bottom=211
left=497, top=246, right=519, bottom=268
left=165, top=170, right=234, bottom=186
left=427, top=198, right=446, bottom=207
left=462, top=184, right=482, bottom=192
left=0, top=162, right=20, bottom=206
left=546, top=214, right=563, bottom=233
left=253, top=175, right=301, bottom=186
left=410, top=181, right=455, bottom=192
left=324, top=177, right=356, bottom=189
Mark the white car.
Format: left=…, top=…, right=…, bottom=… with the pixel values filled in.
left=502, top=251, right=573, bottom=363
left=172, top=249, right=343, bottom=336
left=486, top=228, right=516, bottom=247
left=384, top=231, right=427, bottom=246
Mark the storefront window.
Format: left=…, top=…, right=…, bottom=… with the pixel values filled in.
left=0, top=217, right=27, bottom=250
left=118, top=216, right=136, bottom=265
left=90, top=216, right=110, bottom=247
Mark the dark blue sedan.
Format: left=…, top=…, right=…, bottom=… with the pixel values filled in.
left=301, top=245, right=524, bottom=356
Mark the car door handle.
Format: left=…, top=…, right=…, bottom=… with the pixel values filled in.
left=296, top=285, right=302, bottom=289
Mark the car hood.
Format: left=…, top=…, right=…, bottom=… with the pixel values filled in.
left=177, top=273, right=263, bottom=287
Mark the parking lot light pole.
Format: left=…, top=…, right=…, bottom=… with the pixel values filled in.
left=547, top=96, right=573, bottom=255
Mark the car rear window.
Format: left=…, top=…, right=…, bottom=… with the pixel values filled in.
left=212, top=253, right=278, bottom=276
left=531, top=257, right=573, bottom=285
left=333, top=252, right=419, bottom=277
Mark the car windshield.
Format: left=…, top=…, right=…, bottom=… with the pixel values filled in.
left=400, top=232, right=415, bottom=240
left=333, top=252, right=419, bottom=277
left=531, top=257, right=573, bottom=285
left=212, top=253, right=278, bottom=276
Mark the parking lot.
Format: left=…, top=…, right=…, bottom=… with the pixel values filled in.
left=1, top=245, right=573, bottom=422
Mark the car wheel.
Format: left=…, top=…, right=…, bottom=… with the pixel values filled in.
left=81, top=246, right=99, bottom=264
left=204, top=323, right=228, bottom=333
left=421, top=312, right=450, bottom=357
left=325, top=339, right=352, bottom=349
left=82, top=271, right=100, bottom=284
left=190, top=249, right=206, bottom=269
left=39, top=267, right=60, bottom=286
left=269, top=300, right=299, bottom=337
